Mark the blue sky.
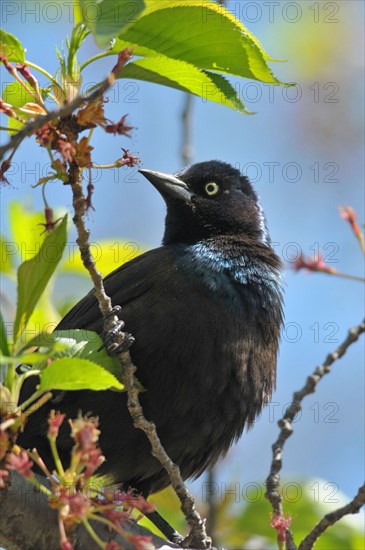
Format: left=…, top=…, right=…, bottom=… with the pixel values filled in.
left=1, top=0, right=364, bottom=521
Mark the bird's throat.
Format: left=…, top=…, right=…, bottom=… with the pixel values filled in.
left=173, top=239, right=281, bottom=311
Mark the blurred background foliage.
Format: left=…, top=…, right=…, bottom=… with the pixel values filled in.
left=1, top=0, right=364, bottom=548
left=143, top=481, right=365, bottom=549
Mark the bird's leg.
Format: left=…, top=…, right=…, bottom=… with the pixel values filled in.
left=99, top=305, right=135, bottom=355
left=145, top=510, right=184, bottom=545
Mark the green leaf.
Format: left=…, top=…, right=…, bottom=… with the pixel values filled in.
left=0, top=29, right=26, bottom=63
left=100, top=1, right=290, bottom=112
left=113, top=1, right=284, bottom=84
left=81, top=0, right=290, bottom=112
left=142, top=0, right=274, bottom=60
left=13, top=216, right=68, bottom=346
left=22, top=329, right=121, bottom=380
left=121, top=56, right=250, bottom=114
left=66, top=23, right=90, bottom=80
left=79, top=0, right=145, bottom=48
left=202, top=70, right=254, bottom=114
left=0, top=310, right=10, bottom=356
left=38, top=357, right=123, bottom=391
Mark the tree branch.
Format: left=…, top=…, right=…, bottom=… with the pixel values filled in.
left=265, top=319, right=365, bottom=547
left=265, top=318, right=365, bottom=516
left=298, top=484, right=365, bottom=550
left=68, top=151, right=210, bottom=548
left=181, top=94, right=194, bottom=166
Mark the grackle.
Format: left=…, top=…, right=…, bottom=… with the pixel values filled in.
left=19, top=161, right=283, bottom=538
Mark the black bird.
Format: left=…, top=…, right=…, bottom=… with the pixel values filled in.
left=19, top=160, right=283, bottom=507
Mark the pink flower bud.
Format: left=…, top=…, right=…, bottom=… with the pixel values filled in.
left=119, top=148, right=141, bottom=167
left=271, top=513, right=292, bottom=543
left=339, top=206, right=361, bottom=237
left=48, top=411, right=65, bottom=437
left=70, top=416, right=100, bottom=447
left=293, top=253, right=335, bottom=274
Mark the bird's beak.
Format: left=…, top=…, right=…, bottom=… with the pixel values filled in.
left=139, top=169, right=192, bottom=202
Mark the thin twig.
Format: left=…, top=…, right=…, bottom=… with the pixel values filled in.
left=321, top=270, right=365, bottom=283
left=298, top=484, right=365, bottom=550
left=265, top=319, right=365, bottom=543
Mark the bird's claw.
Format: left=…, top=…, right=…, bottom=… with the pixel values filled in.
left=105, top=305, right=122, bottom=320
left=105, top=330, right=135, bottom=356
left=99, top=307, right=135, bottom=355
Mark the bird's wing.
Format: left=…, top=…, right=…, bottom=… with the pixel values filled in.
left=57, top=245, right=176, bottom=332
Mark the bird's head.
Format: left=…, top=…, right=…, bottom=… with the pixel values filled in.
left=139, top=160, right=270, bottom=245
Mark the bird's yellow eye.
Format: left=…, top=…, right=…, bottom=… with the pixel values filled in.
left=204, top=182, right=219, bottom=196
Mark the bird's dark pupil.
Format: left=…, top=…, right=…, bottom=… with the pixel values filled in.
left=207, top=184, right=215, bottom=193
